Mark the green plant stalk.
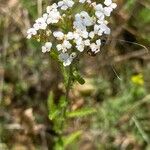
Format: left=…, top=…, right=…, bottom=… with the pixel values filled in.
left=54, top=63, right=73, bottom=149
left=60, top=63, right=73, bottom=132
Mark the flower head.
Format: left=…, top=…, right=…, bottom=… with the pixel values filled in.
left=27, top=0, right=117, bottom=66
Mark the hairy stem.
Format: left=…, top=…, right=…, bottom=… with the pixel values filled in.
left=61, top=64, right=73, bottom=132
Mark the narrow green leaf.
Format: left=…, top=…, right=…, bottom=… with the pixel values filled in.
left=47, top=91, right=58, bottom=120
left=47, top=92, right=55, bottom=112
left=67, top=107, right=96, bottom=118
left=64, top=130, right=82, bottom=148
left=59, top=96, right=67, bottom=108
left=48, top=110, right=60, bottom=120
left=73, top=71, right=85, bottom=85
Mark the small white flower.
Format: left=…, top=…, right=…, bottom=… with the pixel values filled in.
left=46, top=3, right=58, bottom=13
left=104, top=0, right=115, bottom=7
left=27, top=28, right=37, bottom=39
left=84, top=39, right=90, bottom=46
left=43, top=13, right=48, bottom=21
left=90, top=39, right=101, bottom=53
left=59, top=53, right=69, bottom=61
left=80, top=11, right=93, bottom=26
left=77, top=29, right=89, bottom=39
left=58, top=0, right=74, bottom=10
left=75, top=38, right=85, bottom=52
left=66, top=32, right=74, bottom=40
left=34, top=17, right=47, bottom=30
left=74, top=14, right=87, bottom=31
left=99, top=23, right=111, bottom=35
left=46, top=11, right=61, bottom=24
left=45, top=4, right=61, bottom=24
left=73, top=11, right=93, bottom=31
left=76, top=45, right=85, bottom=52
left=59, top=53, right=73, bottom=66
left=94, top=24, right=101, bottom=35
left=94, top=23, right=110, bottom=36
left=104, top=0, right=117, bottom=16
left=73, top=32, right=81, bottom=40
left=56, top=44, right=63, bottom=51
left=75, top=37, right=83, bottom=45
left=95, top=4, right=103, bottom=12
left=42, top=42, right=52, bottom=53
left=63, top=40, right=72, bottom=49
left=53, top=31, right=64, bottom=40
left=89, top=31, right=95, bottom=39
left=56, top=40, right=72, bottom=52
left=94, top=4, right=105, bottom=21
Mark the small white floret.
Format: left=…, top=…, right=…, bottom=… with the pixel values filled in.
left=42, top=42, right=52, bottom=53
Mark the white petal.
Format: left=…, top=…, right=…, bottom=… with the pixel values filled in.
left=89, top=31, right=95, bottom=39
left=43, top=13, right=48, bottom=21
left=27, top=35, right=31, bottom=39
left=76, top=45, right=84, bottom=52
left=104, top=0, right=112, bottom=6
left=104, top=7, right=113, bottom=16
left=59, top=53, right=69, bottom=61
left=82, top=30, right=89, bottom=39
left=45, top=42, right=52, bottom=49
left=96, top=39, right=101, bottom=46
left=63, top=58, right=72, bottom=66
left=90, top=43, right=97, bottom=52
left=63, top=40, right=72, bottom=49
left=53, top=31, right=64, bottom=40
left=58, top=1, right=64, bottom=7
left=84, top=39, right=90, bottom=46
left=42, top=46, right=47, bottom=53
left=61, top=5, right=68, bottom=10
left=66, top=32, right=74, bottom=40
left=95, top=11, right=105, bottom=20
left=79, top=0, right=86, bottom=3
left=56, top=44, right=63, bottom=51
left=111, top=3, right=117, bottom=9
left=66, top=0, right=74, bottom=7
left=95, top=4, right=103, bottom=11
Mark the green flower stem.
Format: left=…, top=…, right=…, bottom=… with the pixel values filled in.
left=61, top=63, right=73, bottom=132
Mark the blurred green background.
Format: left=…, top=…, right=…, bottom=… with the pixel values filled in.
left=0, top=0, right=150, bottom=149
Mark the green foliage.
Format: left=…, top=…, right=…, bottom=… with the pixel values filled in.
left=48, top=92, right=59, bottom=120
left=67, top=107, right=96, bottom=118
left=73, top=70, right=85, bottom=85
left=50, top=51, right=59, bottom=60
left=54, top=131, right=82, bottom=150
left=47, top=92, right=67, bottom=133
left=123, top=0, right=137, bottom=11
left=63, top=131, right=82, bottom=148
left=93, top=77, right=150, bottom=148
left=47, top=91, right=96, bottom=149
left=21, top=0, right=37, bottom=18
left=1, top=0, right=150, bottom=149
left=137, top=8, right=150, bottom=25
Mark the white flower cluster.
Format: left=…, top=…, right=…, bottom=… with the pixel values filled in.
left=27, top=0, right=117, bottom=66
